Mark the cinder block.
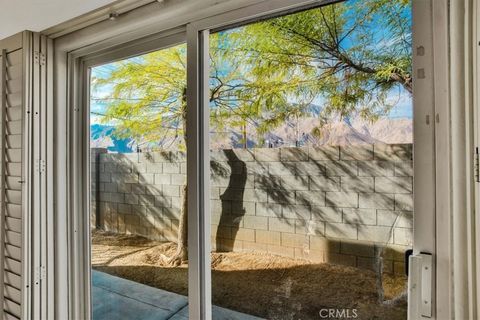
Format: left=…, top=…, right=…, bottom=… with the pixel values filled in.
left=394, top=161, right=413, bottom=177
left=267, top=244, right=294, bottom=258
left=375, top=177, right=412, bottom=194
left=282, top=205, right=311, bottom=219
left=242, top=241, right=268, bottom=252
left=256, top=203, right=281, bottom=217
left=104, top=163, right=117, bottom=173
left=268, top=191, right=296, bottom=205
left=99, top=173, right=111, bottom=183
left=111, top=173, right=138, bottom=184
left=216, top=214, right=244, bottom=228
left=163, top=163, right=180, bottom=174
left=342, top=208, right=376, bottom=225
left=131, top=162, right=147, bottom=174
left=268, top=162, right=297, bottom=176
left=281, top=232, right=309, bottom=248
left=154, top=173, right=171, bottom=185
left=341, top=177, right=374, bottom=192
left=280, top=148, right=309, bottom=161
left=124, top=194, right=139, bottom=205
left=146, top=163, right=163, bottom=173
left=295, top=219, right=325, bottom=236
left=154, top=195, right=172, bottom=208
left=296, top=161, right=325, bottom=175
left=358, top=161, right=394, bottom=177
left=311, top=206, right=342, bottom=222
left=377, top=210, right=413, bottom=228
left=296, top=190, right=326, bottom=206
left=243, top=216, right=268, bottom=230
left=138, top=173, right=155, bottom=184
left=245, top=162, right=268, bottom=175
left=395, top=194, right=413, bottom=211
left=340, top=145, right=374, bottom=160
left=118, top=203, right=132, bottom=214
left=131, top=184, right=145, bottom=194
left=357, top=225, right=393, bottom=243
left=103, top=182, right=117, bottom=192
left=281, top=175, right=309, bottom=191
left=145, top=185, right=162, bottom=195
left=310, top=236, right=340, bottom=253
left=162, top=185, right=180, bottom=197
left=254, top=174, right=282, bottom=190
left=324, top=161, right=358, bottom=177
left=171, top=173, right=187, bottom=186
left=359, top=193, right=394, bottom=209
left=254, top=148, right=281, bottom=161
left=394, top=227, right=413, bottom=246
left=374, top=144, right=412, bottom=161
left=255, top=230, right=281, bottom=245
left=232, top=228, right=255, bottom=241
left=138, top=152, right=154, bottom=163
left=309, top=176, right=340, bottom=191
left=268, top=217, right=296, bottom=233
left=243, top=188, right=268, bottom=202
left=109, top=193, right=125, bottom=203
left=309, top=146, right=340, bottom=160
left=139, top=194, right=156, bottom=207
left=325, top=222, right=357, bottom=240
left=117, top=183, right=132, bottom=193
left=325, top=192, right=358, bottom=208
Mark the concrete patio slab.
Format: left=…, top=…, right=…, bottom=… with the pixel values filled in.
left=92, top=271, right=264, bottom=320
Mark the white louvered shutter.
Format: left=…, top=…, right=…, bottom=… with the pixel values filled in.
left=0, top=31, right=50, bottom=320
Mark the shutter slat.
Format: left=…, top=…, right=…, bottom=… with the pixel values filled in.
left=4, top=298, right=20, bottom=317
left=5, top=50, right=22, bottom=67
left=6, top=107, right=21, bottom=122
left=5, top=245, right=20, bottom=262
left=4, top=286, right=20, bottom=305
left=5, top=177, right=21, bottom=191
left=5, top=271, right=20, bottom=289
left=5, top=232, right=21, bottom=248
left=6, top=65, right=21, bottom=82
left=6, top=93, right=21, bottom=108
left=5, top=258, right=21, bottom=275
left=5, top=191, right=21, bottom=205
left=5, top=218, right=21, bottom=233
left=6, top=121, right=21, bottom=136
left=6, top=149, right=21, bottom=163
left=6, top=204, right=21, bottom=219
left=6, top=163, right=21, bottom=177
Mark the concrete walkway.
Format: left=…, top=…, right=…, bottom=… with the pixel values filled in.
left=92, top=271, right=264, bottom=320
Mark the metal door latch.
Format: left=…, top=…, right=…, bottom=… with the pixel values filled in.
left=408, top=252, right=432, bottom=319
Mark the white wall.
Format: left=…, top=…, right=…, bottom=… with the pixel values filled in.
left=0, top=0, right=119, bottom=39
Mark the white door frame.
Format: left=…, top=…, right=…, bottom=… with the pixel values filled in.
left=50, top=0, right=449, bottom=319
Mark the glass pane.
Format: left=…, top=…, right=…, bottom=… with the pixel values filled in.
left=209, top=1, right=412, bottom=319
left=89, top=43, right=191, bottom=319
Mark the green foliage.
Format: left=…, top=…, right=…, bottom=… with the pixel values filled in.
left=92, top=0, right=411, bottom=148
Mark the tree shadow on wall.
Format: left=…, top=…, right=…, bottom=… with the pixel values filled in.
left=213, top=150, right=247, bottom=252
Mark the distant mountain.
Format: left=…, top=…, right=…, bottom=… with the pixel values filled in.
left=90, top=117, right=413, bottom=153
left=90, top=124, right=133, bottom=153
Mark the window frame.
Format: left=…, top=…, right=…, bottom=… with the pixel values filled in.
left=50, top=0, right=449, bottom=319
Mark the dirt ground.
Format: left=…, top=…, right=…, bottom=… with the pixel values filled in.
left=92, top=230, right=407, bottom=320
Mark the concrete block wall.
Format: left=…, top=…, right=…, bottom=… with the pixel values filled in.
left=91, top=144, right=413, bottom=275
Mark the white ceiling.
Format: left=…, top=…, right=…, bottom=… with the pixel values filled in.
left=0, top=0, right=119, bottom=39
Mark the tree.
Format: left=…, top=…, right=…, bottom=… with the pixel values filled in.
left=92, top=0, right=412, bottom=265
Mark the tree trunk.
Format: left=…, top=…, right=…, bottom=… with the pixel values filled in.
left=163, top=89, right=188, bottom=266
